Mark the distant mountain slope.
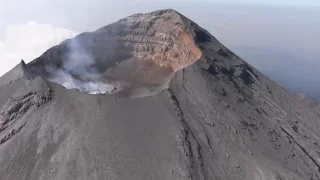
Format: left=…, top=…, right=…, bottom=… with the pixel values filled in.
left=0, top=9, right=319, bottom=180
left=231, top=46, right=320, bottom=102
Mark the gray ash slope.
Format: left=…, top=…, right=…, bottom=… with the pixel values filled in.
left=1, top=9, right=320, bottom=180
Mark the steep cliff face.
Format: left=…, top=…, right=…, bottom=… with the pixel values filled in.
left=0, top=9, right=320, bottom=180
left=28, top=10, right=203, bottom=97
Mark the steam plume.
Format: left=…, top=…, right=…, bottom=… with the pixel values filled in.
left=45, top=37, right=118, bottom=95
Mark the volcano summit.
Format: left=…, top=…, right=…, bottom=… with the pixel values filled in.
left=28, top=10, right=202, bottom=98
left=0, top=9, right=320, bottom=180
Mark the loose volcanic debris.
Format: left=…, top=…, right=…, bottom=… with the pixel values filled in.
left=0, top=86, right=52, bottom=144
left=0, top=9, right=319, bottom=180
left=281, top=127, right=320, bottom=173
left=167, top=88, right=206, bottom=180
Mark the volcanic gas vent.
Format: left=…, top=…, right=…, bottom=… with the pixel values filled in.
left=28, top=9, right=202, bottom=97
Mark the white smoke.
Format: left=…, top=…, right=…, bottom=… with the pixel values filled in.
left=47, top=68, right=116, bottom=94
left=0, top=21, right=77, bottom=76
left=45, top=36, right=119, bottom=95
left=0, top=21, right=118, bottom=95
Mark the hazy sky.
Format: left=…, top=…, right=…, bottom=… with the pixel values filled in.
left=0, top=0, right=319, bottom=99
left=218, top=0, right=320, bottom=6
